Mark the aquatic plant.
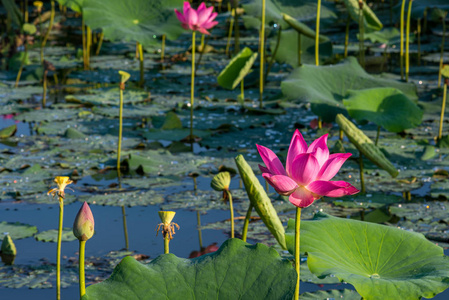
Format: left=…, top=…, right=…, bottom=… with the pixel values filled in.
left=211, top=172, right=234, bottom=238
left=156, top=211, right=179, bottom=254
left=257, top=130, right=358, bottom=298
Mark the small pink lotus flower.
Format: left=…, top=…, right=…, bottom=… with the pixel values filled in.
left=175, top=2, right=218, bottom=35
left=257, top=130, right=359, bottom=208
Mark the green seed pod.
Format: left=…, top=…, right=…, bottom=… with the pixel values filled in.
left=158, top=211, right=176, bottom=225
left=211, top=172, right=231, bottom=192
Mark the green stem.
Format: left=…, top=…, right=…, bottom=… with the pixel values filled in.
left=339, top=128, right=344, bottom=141
left=375, top=125, right=380, bottom=146
left=259, top=0, right=266, bottom=109
left=294, top=207, right=301, bottom=300
left=121, top=206, right=129, bottom=250
left=82, top=20, right=86, bottom=69
left=161, top=34, right=166, bottom=61
left=380, top=44, right=388, bottom=71
left=439, top=81, right=447, bottom=140
left=200, top=34, right=205, bottom=50
left=164, top=236, right=170, bottom=254
left=190, top=31, right=196, bottom=150
left=95, top=32, right=104, bottom=56
left=233, top=2, right=240, bottom=55
left=43, top=70, right=47, bottom=107
left=298, top=33, right=302, bottom=66
left=41, top=0, right=55, bottom=63
left=240, top=78, right=244, bottom=103
left=138, top=42, right=144, bottom=87
left=417, top=18, right=421, bottom=66
left=359, top=4, right=365, bottom=68
left=79, top=240, right=86, bottom=299
left=117, top=87, right=124, bottom=171
left=315, top=0, right=321, bottom=66
left=265, top=25, right=282, bottom=86
left=195, top=32, right=210, bottom=76
left=438, top=14, right=447, bottom=88
left=359, top=152, right=366, bottom=194
left=57, top=196, right=64, bottom=300
left=226, top=9, right=235, bottom=57
left=38, top=12, right=42, bottom=59
left=242, top=203, right=253, bottom=242
left=197, top=211, right=203, bottom=249
left=227, top=190, right=234, bottom=238
left=86, top=26, right=91, bottom=69
left=400, top=0, right=406, bottom=80
left=344, top=14, right=350, bottom=58
left=15, top=43, right=27, bottom=88
left=405, top=0, right=413, bottom=82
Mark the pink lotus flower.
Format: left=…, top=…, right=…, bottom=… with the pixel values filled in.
left=257, top=130, right=359, bottom=208
left=175, top=2, right=218, bottom=35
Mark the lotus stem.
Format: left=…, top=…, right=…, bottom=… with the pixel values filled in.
left=95, top=32, right=104, bottom=56
left=121, top=206, right=129, bottom=250
left=138, top=42, right=144, bottom=87
left=242, top=203, right=253, bottom=242
left=359, top=151, right=366, bottom=194
left=265, top=25, right=282, bottom=86
left=43, top=70, right=48, bottom=107
left=117, top=85, right=124, bottom=172
left=298, top=33, right=302, bottom=66
left=82, top=20, right=86, bottom=69
left=195, top=32, right=210, bottom=76
left=339, top=129, right=344, bottom=140
left=226, top=9, right=235, bottom=57
left=240, top=78, right=244, bottom=102
left=56, top=196, right=64, bottom=300
left=375, top=125, right=381, bottom=146
left=265, top=180, right=269, bottom=192
left=405, top=0, right=413, bottom=82
left=294, top=207, right=301, bottom=300
left=38, top=12, right=42, bottom=58
left=197, top=211, right=203, bottom=249
left=380, top=44, right=388, bottom=71
left=315, top=0, right=321, bottom=66
left=417, top=18, right=421, bottom=66
left=227, top=190, right=234, bottom=238
left=86, top=26, right=92, bottom=69
left=53, top=73, right=58, bottom=85
left=190, top=31, right=196, bottom=150
left=161, top=34, right=166, bottom=62
left=400, top=0, right=406, bottom=80
left=423, top=8, right=427, bottom=34
left=41, top=0, right=55, bottom=63
left=358, top=2, right=365, bottom=68
left=15, top=43, right=27, bottom=88
left=193, top=176, right=197, bottom=191
left=439, top=79, right=448, bottom=140
left=259, top=0, right=266, bottom=108
left=344, top=14, right=350, bottom=58
left=438, top=14, right=447, bottom=88
left=200, top=34, right=205, bottom=50
left=318, top=117, right=322, bottom=129
left=164, top=236, right=169, bottom=254
left=24, top=0, right=28, bottom=23
left=233, top=2, right=240, bottom=55
left=78, top=240, right=86, bottom=299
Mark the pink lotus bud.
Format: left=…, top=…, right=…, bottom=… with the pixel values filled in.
left=73, top=202, right=95, bottom=241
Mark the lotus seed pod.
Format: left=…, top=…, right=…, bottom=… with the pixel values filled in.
left=158, top=211, right=176, bottom=225
left=73, top=202, right=95, bottom=241
left=1, top=235, right=17, bottom=256
left=442, top=65, right=449, bottom=79
left=211, top=172, right=231, bottom=192
left=119, top=71, right=131, bottom=84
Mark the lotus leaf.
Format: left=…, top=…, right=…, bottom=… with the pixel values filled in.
left=82, top=239, right=296, bottom=300
left=0, top=222, right=38, bottom=240
left=286, top=212, right=449, bottom=300
left=35, top=228, right=77, bottom=242
left=281, top=57, right=418, bottom=122
left=342, top=0, right=382, bottom=32
left=78, top=190, right=163, bottom=207
left=217, top=47, right=258, bottom=90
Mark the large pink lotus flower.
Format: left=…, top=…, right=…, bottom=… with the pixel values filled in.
left=175, top=2, right=218, bottom=35
left=257, top=130, right=359, bottom=208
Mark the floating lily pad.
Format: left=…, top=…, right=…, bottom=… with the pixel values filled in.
left=83, top=239, right=296, bottom=299
left=0, top=222, right=38, bottom=240
left=78, top=190, right=163, bottom=207
left=0, top=125, right=17, bottom=138
left=281, top=57, right=418, bottom=122
left=35, top=228, right=77, bottom=242
left=66, top=88, right=150, bottom=106
left=286, top=213, right=449, bottom=300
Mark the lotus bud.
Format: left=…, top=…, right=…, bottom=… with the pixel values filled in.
left=211, top=172, right=231, bottom=192
left=1, top=235, right=17, bottom=256
left=119, top=71, right=131, bottom=90
left=73, top=202, right=95, bottom=241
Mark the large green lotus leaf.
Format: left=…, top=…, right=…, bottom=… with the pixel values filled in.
left=78, top=190, right=163, bottom=207
left=343, top=0, right=382, bottom=32
left=235, top=154, right=287, bottom=249
left=301, top=289, right=361, bottom=300
left=285, top=213, right=449, bottom=300
left=35, top=228, right=77, bottom=242
left=0, top=222, right=38, bottom=240
left=343, top=88, right=423, bottom=133
left=83, top=0, right=184, bottom=47
left=269, top=29, right=332, bottom=67
left=242, top=0, right=337, bottom=30
left=281, top=57, right=418, bottom=122
left=57, top=0, right=84, bottom=13
left=14, top=108, right=79, bottom=122
left=83, top=239, right=296, bottom=300
left=0, top=86, right=42, bottom=102
left=217, top=47, right=258, bottom=90
left=364, top=27, right=400, bottom=44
